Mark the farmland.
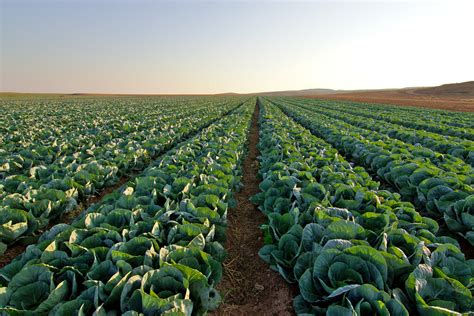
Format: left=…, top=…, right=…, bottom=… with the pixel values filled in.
left=0, top=95, right=473, bottom=315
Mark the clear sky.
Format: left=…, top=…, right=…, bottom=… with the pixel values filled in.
left=1, top=0, right=473, bottom=94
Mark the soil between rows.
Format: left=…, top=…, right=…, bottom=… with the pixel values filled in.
left=213, top=100, right=296, bottom=315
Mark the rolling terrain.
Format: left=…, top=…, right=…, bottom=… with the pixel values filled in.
left=303, top=81, right=474, bottom=112
left=240, top=81, right=474, bottom=112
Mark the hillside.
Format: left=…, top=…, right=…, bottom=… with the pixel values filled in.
left=301, top=81, right=474, bottom=112
left=415, top=81, right=474, bottom=97
left=249, top=81, right=474, bottom=98
left=250, top=88, right=339, bottom=96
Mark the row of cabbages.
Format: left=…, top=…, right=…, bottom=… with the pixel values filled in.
left=0, top=98, right=245, bottom=253
left=279, top=98, right=474, bottom=167
left=274, top=99, right=474, bottom=246
left=279, top=97, right=474, bottom=140
left=253, top=99, right=473, bottom=315
left=0, top=98, right=213, bottom=168
left=276, top=99, right=473, bottom=180
left=0, top=99, right=254, bottom=314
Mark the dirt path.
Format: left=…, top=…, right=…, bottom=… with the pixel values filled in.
left=213, top=100, right=296, bottom=315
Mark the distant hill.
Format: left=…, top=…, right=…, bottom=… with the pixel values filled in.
left=250, top=88, right=340, bottom=96
left=214, top=92, right=241, bottom=96
left=414, top=81, right=474, bottom=97
left=247, top=87, right=427, bottom=97
left=241, top=81, right=474, bottom=98
left=3, top=81, right=472, bottom=99
left=303, top=81, right=474, bottom=112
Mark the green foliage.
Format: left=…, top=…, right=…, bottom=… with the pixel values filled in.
left=0, top=96, right=246, bottom=250
left=0, top=98, right=255, bottom=314
left=274, top=97, right=474, bottom=245
left=254, top=99, right=474, bottom=315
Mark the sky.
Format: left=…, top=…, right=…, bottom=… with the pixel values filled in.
left=1, top=0, right=473, bottom=94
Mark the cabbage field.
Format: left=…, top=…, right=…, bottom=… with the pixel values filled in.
left=0, top=96, right=473, bottom=315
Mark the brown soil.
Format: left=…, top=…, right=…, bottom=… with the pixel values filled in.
left=456, top=235, right=474, bottom=260
left=416, top=81, right=474, bottom=98
left=60, top=175, right=131, bottom=224
left=213, top=100, right=296, bottom=316
left=308, top=89, right=474, bottom=112
left=0, top=244, right=27, bottom=269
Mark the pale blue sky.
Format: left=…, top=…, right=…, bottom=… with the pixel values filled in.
left=1, top=0, right=473, bottom=94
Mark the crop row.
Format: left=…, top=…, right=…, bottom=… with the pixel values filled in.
left=292, top=98, right=474, bottom=139
left=278, top=98, right=474, bottom=166
left=0, top=99, right=255, bottom=314
left=334, top=98, right=473, bottom=129
left=0, top=97, right=243, bottom=177
left=0, top=98, right=247, bottom=253
left=0, top=99, right=226, bottom=174
left=0, top=97, right=246, bottom=164
left=0, top=97, right=213, bottom=160
left=277, top=99, right=473, bottom=180
left=253, top=99, right=473, bottom=315
left=272, top=98, right=474, bottom=245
